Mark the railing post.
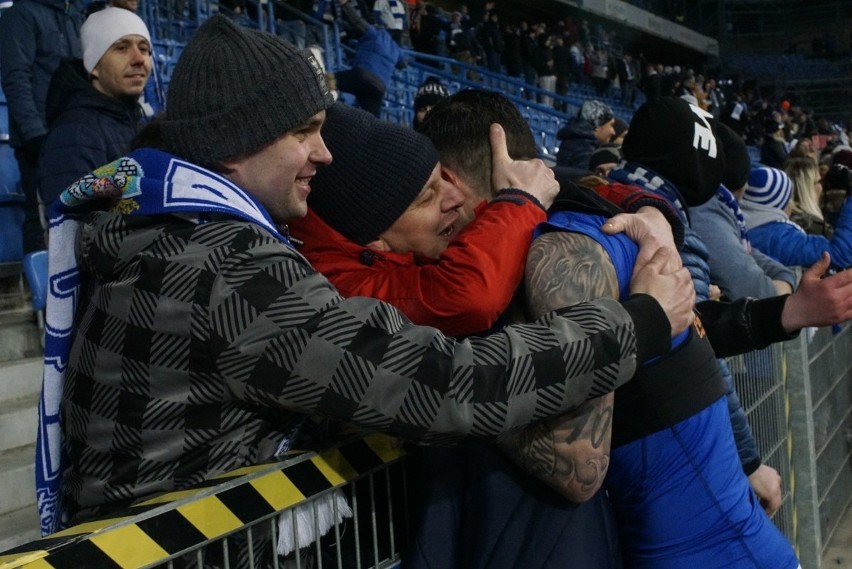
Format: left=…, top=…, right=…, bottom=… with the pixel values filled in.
left=784, top=332, right=822, bottom=569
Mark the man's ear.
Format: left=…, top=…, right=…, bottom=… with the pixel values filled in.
left=365, top=237, right=392, bottom=252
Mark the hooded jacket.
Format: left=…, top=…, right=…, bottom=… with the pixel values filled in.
left=0, top=0, right=83, bottom=147
left=741, top=196, right=852, bottom=270
left=555, top=117, right=597, bottom=170
left=39, top=58, right=144, bottom=207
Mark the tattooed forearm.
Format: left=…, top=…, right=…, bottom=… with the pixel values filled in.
left=499, top=393, right=613, bottom=502
left=501, top=230, right=620, bottom=500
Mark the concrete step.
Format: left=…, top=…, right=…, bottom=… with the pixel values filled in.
left=0, top=444, right=36, bottom=515
left=0, top=389, right=39, bottom=454
left=0, top=357, right=42, bottom=403
left=0, top=504, right=41, bottom=554
left=0, top=306, right=41, bottom=364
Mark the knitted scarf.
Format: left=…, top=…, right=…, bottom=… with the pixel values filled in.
left=715, top=184, right=751, bottom=252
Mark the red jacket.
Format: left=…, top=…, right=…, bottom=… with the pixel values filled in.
left=290, top=195, right=546, bottom=336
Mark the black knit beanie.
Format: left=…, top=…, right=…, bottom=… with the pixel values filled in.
left=716, top=123, right=751, bottom=192
left=309, top=103, right=440, bottom=245
left=622, top=98, right=725, bottom=206
left=414, top=76, right=450, bottom=112
left=160, top=15, right=334, bottom=168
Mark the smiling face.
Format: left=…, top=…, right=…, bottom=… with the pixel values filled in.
left=372, top=164, right=465, bottom=259
left=222, top=111, right=332, bottom=223
left=91, top=35, right=152, bottom=99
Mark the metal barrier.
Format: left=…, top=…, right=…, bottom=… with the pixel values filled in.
left=783, top=322, right=852, bottom=568
left=728, top=321, right=851, bottom=569
left=0, top=434, right=409, bottom=569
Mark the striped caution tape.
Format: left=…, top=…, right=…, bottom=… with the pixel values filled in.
left=0, top=433, right=404, bottom=569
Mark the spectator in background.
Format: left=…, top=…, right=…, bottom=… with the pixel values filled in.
left=519, top=22, right=538, bottom=98
left=333, top=0, right=405, bottom=116
left=555, top=100, right=615, bottom=170
left=588, top=47, right=609, bottom=97
left=446, top=10, right=478, bottom=81
left=0, top=0, right=84, bottom=253
left=617, top=51, right=638, bottom=107
left=500, top=23, right=522, bottom=78
left=411, top=75, right=449, bottom=129
left=741, top=165, right=852, bottom=270
left=533, top=33, right=556, bottom=107
left=39, top=8, right=152, bottom=208
left=786, top=155, right=833, bottom=236
left=691, top=124, right=798, bottom=302
left=761, top=116, right=789, bottom=169
left=477, top=10, right=503, bottom=73
left=372, top=0, right=407, bottom=44
left=85, top=0, right=164, bottom=117
left=641, top=61, right=662, bottom=103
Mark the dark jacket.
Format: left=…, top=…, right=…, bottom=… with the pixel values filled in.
left=556, top=117, right=597, bottom=170
left=39, top=59, right=143, bottom=207
left=0, top=0, right=83, bottom=147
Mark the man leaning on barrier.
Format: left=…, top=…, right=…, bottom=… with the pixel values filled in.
left=42, top=14, right=696, bottom=537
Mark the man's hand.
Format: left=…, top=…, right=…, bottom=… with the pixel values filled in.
left=489, top=123, right=559, bottom=209
left=748, top=464, right=783, bottom=516
left=781, top=253, right=852, bottom=332
left=602, top=206, right=681, bottom=273
left=630, top=248, right=695, bottom=336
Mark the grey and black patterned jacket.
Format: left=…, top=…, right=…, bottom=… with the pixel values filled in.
left=62, top=209, right=670, bottom=521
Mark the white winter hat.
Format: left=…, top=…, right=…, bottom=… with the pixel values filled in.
left=81, top=7, right=151, bottom=73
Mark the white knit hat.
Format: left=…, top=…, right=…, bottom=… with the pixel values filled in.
left=81, top=7, right=152, bottom=73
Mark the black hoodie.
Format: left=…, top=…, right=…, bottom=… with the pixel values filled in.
left=38, top=58, right=143, bottom=207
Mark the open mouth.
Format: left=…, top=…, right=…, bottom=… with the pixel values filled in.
left=439, top=223, right=455, bottom=238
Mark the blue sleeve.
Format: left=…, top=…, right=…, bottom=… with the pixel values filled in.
left=537, top=210, right=635, bottom=299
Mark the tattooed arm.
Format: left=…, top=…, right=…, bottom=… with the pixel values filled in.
left=498, top=231, right=619, bottom=502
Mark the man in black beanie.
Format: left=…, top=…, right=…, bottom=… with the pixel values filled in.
left=49, top=14, right=699, bottom=545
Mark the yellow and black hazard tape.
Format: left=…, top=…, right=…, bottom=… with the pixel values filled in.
left=0, top=433, right=405, bottom=569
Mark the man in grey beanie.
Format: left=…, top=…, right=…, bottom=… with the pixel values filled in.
left=45, top=15, right=698, bottom=553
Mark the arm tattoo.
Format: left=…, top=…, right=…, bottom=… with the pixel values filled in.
left=500, top=231, right=619, bottom=501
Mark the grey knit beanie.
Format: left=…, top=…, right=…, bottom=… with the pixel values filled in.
left=308, top=103, right=440, bottom=245
left=161, top=15, right=334, bottom=167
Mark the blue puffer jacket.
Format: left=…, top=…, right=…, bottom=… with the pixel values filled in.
left=742, top=197, right=852, bottom=270
left=39, top=59, right=143, bottom=207
left=0, top=0, right=84, bottom=147
left=610, top=162, right=762, bottom=474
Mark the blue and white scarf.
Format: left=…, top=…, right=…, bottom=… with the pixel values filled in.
left=608, top=160, right=690, bottom=225
left=37, top=148, right=290, bottom=534
left=715, top=185, right=751, bottom=253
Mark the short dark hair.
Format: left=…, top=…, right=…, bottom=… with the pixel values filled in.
left=417, top=89, right=537, bottom=198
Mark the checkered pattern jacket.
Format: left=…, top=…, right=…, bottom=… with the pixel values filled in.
left=62, top=210, right=642, bottom=519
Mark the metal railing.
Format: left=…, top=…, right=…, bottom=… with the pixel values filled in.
left=0, top=434, right=409, bottom=569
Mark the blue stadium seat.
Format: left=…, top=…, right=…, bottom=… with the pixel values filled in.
left=23, top=250, right=48, bottom=309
